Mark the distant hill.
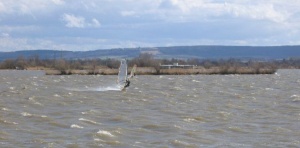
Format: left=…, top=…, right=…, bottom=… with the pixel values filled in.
left=0, top=45, right=299, bottom=61
left=155, top=45, right=300, bottom=59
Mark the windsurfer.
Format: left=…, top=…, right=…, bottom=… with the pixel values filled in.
left=124, top=79, right=130, bottom=88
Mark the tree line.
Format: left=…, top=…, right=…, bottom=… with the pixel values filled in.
left=0, top=53, right=299, bottom=73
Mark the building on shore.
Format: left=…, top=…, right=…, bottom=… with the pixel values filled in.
left=160, top=63, right=196, bottom=69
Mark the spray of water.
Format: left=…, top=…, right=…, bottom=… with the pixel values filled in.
left=66, top=84, right=122, bottom=92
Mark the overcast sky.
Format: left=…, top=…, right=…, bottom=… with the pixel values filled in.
left=1, top=0, right=300, bottom=51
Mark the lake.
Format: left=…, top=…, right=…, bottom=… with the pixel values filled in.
left=0, top=70, right=299, bottom=147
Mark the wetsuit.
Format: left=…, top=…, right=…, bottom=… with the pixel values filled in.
left=124, top=80, right=130, bottom=88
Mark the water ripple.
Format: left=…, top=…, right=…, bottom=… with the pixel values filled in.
left=0, top=70, right=299, bottom=147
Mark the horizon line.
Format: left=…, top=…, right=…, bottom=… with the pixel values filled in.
left=1, top=44, right=300, bottom=53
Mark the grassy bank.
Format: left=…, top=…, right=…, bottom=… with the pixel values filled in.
left=3, top=54, right=296, bottom=75
left=44, top=66, right=276, bottom=75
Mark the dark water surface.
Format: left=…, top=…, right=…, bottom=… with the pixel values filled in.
left=0, top=70, right=299, bottom=147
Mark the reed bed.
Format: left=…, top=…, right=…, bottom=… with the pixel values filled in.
left=45, top=67, right=276, bottom=75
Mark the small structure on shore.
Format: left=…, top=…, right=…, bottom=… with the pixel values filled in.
left=160, top=63, right=196, bottom=69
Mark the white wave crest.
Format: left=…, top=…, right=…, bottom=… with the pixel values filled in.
left=291, top=95, right=300, bottom=102
left=21, top=112, right=32, bottom=117
left=97, top=130, right=115, bottom=137
left=70, top=124, right=84, bottom=129
left=79, top=118, right=99, bottom=124
left=2, top=108, right=9, bottom=111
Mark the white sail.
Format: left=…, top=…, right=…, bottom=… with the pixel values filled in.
left=117, top=59, right=128, bottom=87
left=128, top=64, right=137, bottom=79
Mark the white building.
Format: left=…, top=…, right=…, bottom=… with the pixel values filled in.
left=160, top=63, right=196, bottom=69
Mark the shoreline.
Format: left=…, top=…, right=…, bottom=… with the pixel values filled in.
left=41, top=67, right=277, bottom=75
left=0, top=67, right=279, bottom=75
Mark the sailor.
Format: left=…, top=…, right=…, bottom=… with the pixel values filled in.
left=124, top=79, right=130, bottom=88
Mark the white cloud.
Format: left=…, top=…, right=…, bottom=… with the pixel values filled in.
left=62, top=14, right=85, bottom=28
left=52, top=0, right=64, bottom=5
left=0, top=25, right=40, bottom=34
left=1, top=0, right=300, bottom=51
left=0, top=0, right=57, bottom=15
left=121, top=11, right=136, bottom=17
left=1, top=32, right=9, bottom=37
left=154, top=0, right=293, bottom=24
left=62, top=14, right=100, bottom=28
left=0, top=37, right=29, bottom=51
left=224, top=3, right=289, bottom=23
left=0, top=2, right=5, bottom=13
left=90, top=18, right=101, bottom=27
left=0, top=37, right=111, bottom=51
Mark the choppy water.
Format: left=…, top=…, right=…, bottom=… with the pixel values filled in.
left=0, top=70, right=299, bottom=147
